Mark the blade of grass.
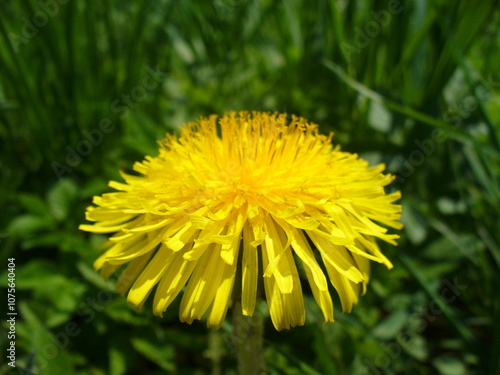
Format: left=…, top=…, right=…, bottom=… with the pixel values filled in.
left=437, top=7, right=499, bottom=150
left=490, top=295, right=500, bottom=375
left=323, top=59, right=500, bottom=159
left=428, top=1, right=496, bottom=101
left=429, top=218, right=478, bottom=266
left=124, top=0, right=150, bottom=91
left=328, top=0, right=349, bottom=65
left=463, top=145, right=500, bottom=207
left=398, top=253, right=475, bottom=346
left=0, top=13, right=55, bottom=160
left=396, top=7, right=436, bottom=76
left=477, top=225, right=500, bottom=270
left=101, top=3, right=119, bottom=92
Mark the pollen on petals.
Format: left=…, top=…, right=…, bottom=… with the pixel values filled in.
left=79, top=111, right=402, bottom=330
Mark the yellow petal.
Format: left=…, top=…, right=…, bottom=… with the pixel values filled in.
left=262, top=217, right=295, bottom=294
left=152, top=244, right=197, bottom=317
left=164, top=222, right=199, bottom=252
left=127, top=244, right=174, bottom=309
left=115, top=251, right=155, bottom=297
left=275, top=219, right=328, bottom=292
left=241, top=222, right=258, bottom=316
left=307, top=230, right=365, bottom=284
left=321, top=256, right=359, bottom=313
left=179, top=244, right=226, bottom=323
left=207, top=244, right=241, bottom=328
left=262, top=239, right=305, bottom=330
left=105, top=228, right=167, bottom=263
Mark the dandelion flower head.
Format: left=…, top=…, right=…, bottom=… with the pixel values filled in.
left=80, top=111, right=402, bottom=330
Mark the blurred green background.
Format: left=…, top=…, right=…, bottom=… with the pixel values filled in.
left=1, top=0, right=499, bottom=374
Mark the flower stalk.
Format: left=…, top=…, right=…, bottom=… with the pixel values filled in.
left=233, top=300, right=264, bottom=375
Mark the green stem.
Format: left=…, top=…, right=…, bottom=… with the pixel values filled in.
left=208, top=330, right=223, bottom=375
left=232, top=301, right=264, bottom=375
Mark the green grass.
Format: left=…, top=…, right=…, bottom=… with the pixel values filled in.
left=1, top=0, right=499, bottom=374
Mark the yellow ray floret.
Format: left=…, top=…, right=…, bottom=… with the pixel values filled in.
left=79, top=111, right=402, bottom=330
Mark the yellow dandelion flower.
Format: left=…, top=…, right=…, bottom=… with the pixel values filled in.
left=79, top=111, right=402, bottom=331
